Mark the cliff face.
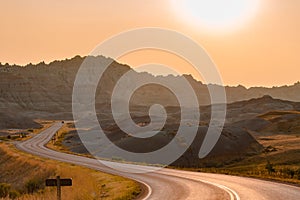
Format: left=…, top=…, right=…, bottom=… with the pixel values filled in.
left=0, top=55, right=299, bottom=128
left=0, top=56, right=131, bottom=122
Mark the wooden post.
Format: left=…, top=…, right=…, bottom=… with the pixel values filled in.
left=56, top=176, right=61, bottom=200
left=46, top=176, right=72, bottom=200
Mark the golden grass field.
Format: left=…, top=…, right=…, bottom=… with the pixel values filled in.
left=180, top=111, right=300, bottom=186
left=0, top=140, right=140, bottom=199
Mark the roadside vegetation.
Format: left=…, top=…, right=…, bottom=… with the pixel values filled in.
left=192, top=161, right=300, bottom=186
left=0, top=120, right=54, bottom=142
left=176, top=111, right=300, bottom=186
left=169, top=144, right=300, bottom=186
left=49, top=110, right=300, bottom=187
left=46, top=122, right=76, bottom=153
left=0, top=142, right=141, bottom=199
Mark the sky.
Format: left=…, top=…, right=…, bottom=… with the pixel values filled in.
left=0, top=0, right=299, bottom=87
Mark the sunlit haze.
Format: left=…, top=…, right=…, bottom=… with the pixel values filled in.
left=170, top=0, right=261, bottom=30
left=1, top=0, right=299, bottom=87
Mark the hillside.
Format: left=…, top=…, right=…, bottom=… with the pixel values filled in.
left=60, top=96, right=300, bottom=168
left=1, top=56, right=300, bottom=129
left=0, top=143, right=140, bottom=199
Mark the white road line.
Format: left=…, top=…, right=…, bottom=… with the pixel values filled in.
left=130, top=178, right=152, bottom=200
left=158, top=170, right=240, bottom=200
left=199, top=180, right=240, bottom=200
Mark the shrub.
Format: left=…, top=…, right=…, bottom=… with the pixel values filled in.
left=9, top=190, right=20, bottom=199
left=25, top=178, right=44, bottom=194
left=295, top=168, right=300, bottom=180
left=265, top=161, right=275, bottom=175
left=0, top=183, right=11, bottom=198
left=286, top=168, right=295, bottom=179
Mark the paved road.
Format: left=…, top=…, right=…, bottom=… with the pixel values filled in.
left=16, top=123, right=300, bottom=200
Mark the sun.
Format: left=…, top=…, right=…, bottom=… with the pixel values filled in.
left=170, top=0, right=261, bottom=30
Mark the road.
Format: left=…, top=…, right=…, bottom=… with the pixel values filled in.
left=16, top=122, right=300, bottom=200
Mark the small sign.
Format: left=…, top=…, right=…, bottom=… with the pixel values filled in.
left=46, top=176, right=72, bottom=200
left=46, top=178, right=72, bottom=186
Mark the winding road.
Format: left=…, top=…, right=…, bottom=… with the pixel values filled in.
left=16, top=122, right=300, bottom=200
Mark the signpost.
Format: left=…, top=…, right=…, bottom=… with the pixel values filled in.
left=46, top=176, right=72, bottom=200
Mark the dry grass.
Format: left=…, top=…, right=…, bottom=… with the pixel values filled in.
left=0, top=143, right=140, bottom=200
left=259, top=110, right=300, bottom=120
left=174, top=135, right=300, bottom=186
left=187, top=133, right=300, bottom=186
left=169, top=111, right=300, bottom=186
left=45, top=123, right=95, bottom=160
left=30, top=120, right=55, bottom=135
left=46, top=122, right=73, bottom=152
left=0, top=120, right=54, bottom=142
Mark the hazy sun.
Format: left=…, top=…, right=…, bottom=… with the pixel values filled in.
left=170, top=0, right=261, bottom=30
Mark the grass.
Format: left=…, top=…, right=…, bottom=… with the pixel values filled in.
left=192, top=163, right=300, bottom=186
left=0, top=142, right=141, bottom=200
left=0, top=120, right=54, bottom=142
left=201, top=111, right=300, bottom=186
left=169, top=133, right=300, bottom=186
left=46, top=122, right=95, bottom=159
left=46, top=122, right=71, bottom=152
left=259, top=110, right=300, bottom=120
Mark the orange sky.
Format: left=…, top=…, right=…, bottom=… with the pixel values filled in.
left=1, top=0, right=299, bottom=87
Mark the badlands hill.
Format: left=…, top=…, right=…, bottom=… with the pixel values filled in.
left=0, top=55, right=300, bottom=129
left=61, top=96, right=300, bottom=167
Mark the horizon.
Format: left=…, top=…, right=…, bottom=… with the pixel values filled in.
left=1, top=0, right=299, bottom=87
left=1, top=54, right=299, bottom=89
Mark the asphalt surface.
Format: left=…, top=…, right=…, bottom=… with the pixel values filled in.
left=16, top=122, right=300, bottom=200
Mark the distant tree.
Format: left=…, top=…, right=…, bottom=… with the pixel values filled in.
left=265, top=161, right=275, bottom=175
left=287, top=168, right=295, bottom=179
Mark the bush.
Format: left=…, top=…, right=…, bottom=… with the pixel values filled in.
left=295, top=168, right=300, bottom=180
left=0, top=183, right=11, bottom=198
left=265, top=161, right=275, bottom=175
left=286, top=168, right=295, bottom=179
left=25, top=178, right=44, bottom=194
left=9, top=190, right=20, bottom=199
